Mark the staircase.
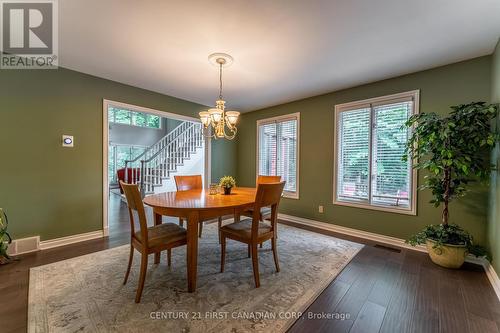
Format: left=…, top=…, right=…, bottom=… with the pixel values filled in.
left=124, top=121, right=204, bottom=195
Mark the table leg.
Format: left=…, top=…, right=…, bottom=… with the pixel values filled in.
left=186, top=211, right=199, bottom=292
left=154, top=212, right=162, bottom=264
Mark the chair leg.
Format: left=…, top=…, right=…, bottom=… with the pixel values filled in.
left=198, top=222, right=203, bottom=238
left=123, top=245, right=134, bottom=285
left=251, top=244, right=260, bottom=288
left=220, top=235, right=226, bottom=273
left=135, top=253, right=148, bottom=303
left=154, top=251, right=160, bottom=264
left=179, top=217, right=184, bottom=228
left=218, top=217, right=223, bottom=244
left=271, top=237, right=280, bottom=272
left=167, top=248, right=172, bottom=267
left=247, top=244, right=251, bottom=258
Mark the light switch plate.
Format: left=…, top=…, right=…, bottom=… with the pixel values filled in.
left=62, top=135, right=74, bottom=147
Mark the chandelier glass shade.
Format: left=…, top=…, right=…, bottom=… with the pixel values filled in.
left=199, top=53, right=240, bottom=140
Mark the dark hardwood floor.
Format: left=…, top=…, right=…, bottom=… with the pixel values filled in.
left=285, top=221, right=500, bottom=333
left=1, top=193, right=499, bottom=333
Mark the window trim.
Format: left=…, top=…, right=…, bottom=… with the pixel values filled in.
left=333, top=90, right=419, bottom=215
left=256, top=112, right=300, bottom=199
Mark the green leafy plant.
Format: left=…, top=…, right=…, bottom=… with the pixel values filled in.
left=219, top=176, right=236, bottom=189
left=407, top=224, right=492, bottom=261
left=0, top=208, right=13, bottom=264
left=403, top=102, right=498, bottom=258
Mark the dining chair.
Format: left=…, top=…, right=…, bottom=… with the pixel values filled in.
left=220, top=181, right=286, bottom=288
left=241, top=175, right=282, bottom=221
left=241, top=175, right=282, bottom=248
left=120, top=181, right=187, bottom=303
left=174, top=175, right=223, bottom=241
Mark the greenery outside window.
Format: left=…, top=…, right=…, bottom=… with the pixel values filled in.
left=108, top=144, right=147, bottom=183
left=108, top=106, right=161, bottom=129
left=334, top=91, right=419, bottom=215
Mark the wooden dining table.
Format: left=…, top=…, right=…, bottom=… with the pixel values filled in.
left=143, top=187, right=257, bottom=292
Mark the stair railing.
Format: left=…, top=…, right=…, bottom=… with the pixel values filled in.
left=139, top=122, right=203, bottom=195
left=124, top=121, right=191, bottom=184
left=122, top=121, right=203, bottom=195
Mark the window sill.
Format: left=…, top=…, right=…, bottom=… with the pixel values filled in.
left=333, top=199, right=416, bottom=216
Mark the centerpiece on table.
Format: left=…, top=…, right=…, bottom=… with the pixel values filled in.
left=219, top=176, right=236, bottom=195
left=404, top=102, right=498, bottom=268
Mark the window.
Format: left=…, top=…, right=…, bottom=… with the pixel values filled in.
left=257, top=113, right=299, bottom=198
left=108, top=144, right=147, bottom=183
left=334, top=91, right=418, bottom=214
left=108, top=106, right=161, bottom=129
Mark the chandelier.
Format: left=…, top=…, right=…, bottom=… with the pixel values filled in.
left=199, top=53, right=240, bottom=140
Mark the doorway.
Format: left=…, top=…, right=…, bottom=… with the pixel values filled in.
left=102, top=100, right=210, bottom=237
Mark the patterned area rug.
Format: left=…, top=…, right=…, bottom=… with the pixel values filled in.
left=29, top=223, right=362, bottom=333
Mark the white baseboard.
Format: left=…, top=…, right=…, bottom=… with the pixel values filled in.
left=8, top=230, right=105, bottom=255
left=483, top=261, right=500, bottom=301
left=39, top=230, right=104, bottom=250
left=278, top=213, right=500, bottom=301
left=278, top=213, right=427, bottom=252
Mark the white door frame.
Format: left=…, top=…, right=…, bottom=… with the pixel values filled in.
left=102, top=99, right=211, bottom=236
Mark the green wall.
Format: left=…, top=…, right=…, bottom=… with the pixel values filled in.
left=237, top=56, right=491, bottom=245
left=0, top=67, right=236, bottom=241
left=211, top=138, right=238, bottom=183
left=488, top=39, right=500, bottom=272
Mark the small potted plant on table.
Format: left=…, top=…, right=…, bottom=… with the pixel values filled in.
left=219, top=176, right=236, bottom=195
left=404, top=102, right=498, bottom=268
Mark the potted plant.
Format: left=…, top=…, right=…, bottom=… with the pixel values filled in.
left=0, top=208, right=13, bottom=265
left=219, top=176, right=236, bottom=195
left=404, top=102, right=498, bottom=268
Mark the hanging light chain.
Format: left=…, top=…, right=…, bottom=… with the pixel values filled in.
left=219, top=62, right=223, bottom=100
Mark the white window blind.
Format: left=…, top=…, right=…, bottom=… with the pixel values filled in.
left=259, top=123, right=277, bottom=176
left=258, top=114, right=299, bottom=198
left=335, top=91, right=418, bottom=214
left=337, top=108, right=371, bottom=201
left=371, top=101, right=412, bottom=207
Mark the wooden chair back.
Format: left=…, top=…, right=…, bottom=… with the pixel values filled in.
left=257, top=175, right=281, bottom=184
left=251, top=181, right=286, bottom=238
left=120, top=181, right=149, bottom=246
left=174, top=175, right=203, bottom=191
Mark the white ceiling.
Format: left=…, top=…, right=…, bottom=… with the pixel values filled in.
left=59, top=0, right=500, bottom=111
